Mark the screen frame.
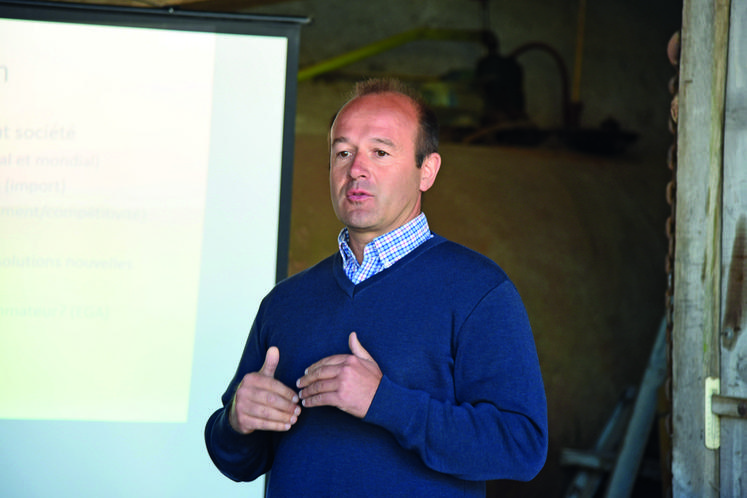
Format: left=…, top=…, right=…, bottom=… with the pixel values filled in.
left=0, top=0, right=308, bottom=283
left=0, top=2, right=308, bottom=495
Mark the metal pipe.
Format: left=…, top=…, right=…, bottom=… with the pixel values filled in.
left=297, top=28, right=488, bottom=81
left=509, top=41, right=573, bottom=127
left=603, top=317, right=667, bottom=498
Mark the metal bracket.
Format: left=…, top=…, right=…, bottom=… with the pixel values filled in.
left=705, top=376, right=747, bottom=450
left=712, top=394, right=747, bottom=418
left=705, top=377, right=720, bottom=449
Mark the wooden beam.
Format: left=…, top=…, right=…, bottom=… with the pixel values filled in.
left=40, top=0, right=291, bottom=10
left=672, top=0, right=731, bottom=495
left=41, top=0, right=185, bottom=7
left=176, top=0, right=290, bottom=12
left=718, top=0, right=747, bottom=494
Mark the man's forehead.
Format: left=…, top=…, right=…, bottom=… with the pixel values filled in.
left=341, top=92, right=415, bottom=117
left=331, top=135, right=396, bottom=147
left=330, top=94, right=418, bottom=144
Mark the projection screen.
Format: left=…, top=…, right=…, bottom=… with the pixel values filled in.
left=0, top=1, right=305, bottom=496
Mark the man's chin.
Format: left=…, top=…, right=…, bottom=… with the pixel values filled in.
left=338, top=209, right=375, bottom=229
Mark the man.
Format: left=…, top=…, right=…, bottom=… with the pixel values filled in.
left=205, top=79, right=548, bottom=496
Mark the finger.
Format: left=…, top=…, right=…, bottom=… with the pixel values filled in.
left=231, top=375, right=301, bottom=433
left=234, top=402, right=301, bottom=433
left=240, top=371, right=299, bottom=404
left=246, top=419, right=295, bottom=432
left=296, top=363, right=342, bottom=389
left=299, top=391, right=338, bottom=409
left=304, top=354, right=348, bottom=373
left=299, top=377, right=339, bottom=403
left=259, top=346, right=280, bottom=378
left=239, top=397, right=301, bottom=425
left=348, top=332, right=373, bottom=361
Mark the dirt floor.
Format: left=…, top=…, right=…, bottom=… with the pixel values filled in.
left=288, top=133, right=670, bottom=497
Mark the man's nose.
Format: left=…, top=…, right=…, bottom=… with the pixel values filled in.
left=348, top=153, right=368, bottom=179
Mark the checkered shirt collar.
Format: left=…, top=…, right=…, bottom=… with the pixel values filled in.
left=337, top=213, right=432, bottom=284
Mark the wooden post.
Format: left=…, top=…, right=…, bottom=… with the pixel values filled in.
left=671, top=0, right=730, bottom=495
left=718, top=0, right=747, bottom=493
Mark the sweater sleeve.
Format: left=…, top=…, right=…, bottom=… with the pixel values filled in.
left=204, top=311, right=274, bottom=482
left=204, top=403, right=274, bottom=482
left=363, top=280, right=548, bottom=481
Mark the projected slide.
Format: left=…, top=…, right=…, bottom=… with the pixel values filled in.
left=0, top=3, right=298, bottom=496
left=0, top=20, right=215, bottom=422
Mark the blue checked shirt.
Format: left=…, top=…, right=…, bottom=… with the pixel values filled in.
left=338, top=213, right=433, bottom=284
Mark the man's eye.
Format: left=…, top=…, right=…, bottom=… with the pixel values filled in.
left=337, top=150, right=350, bottom=159
left=375, top=150, right=389, bottom=157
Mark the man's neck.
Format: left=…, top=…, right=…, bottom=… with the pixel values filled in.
left=347, top=233, right=372, bottom=264
left=344, top=212, right=428, bottom=264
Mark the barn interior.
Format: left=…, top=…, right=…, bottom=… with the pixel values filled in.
left=23, top=0, right=685, bottom=496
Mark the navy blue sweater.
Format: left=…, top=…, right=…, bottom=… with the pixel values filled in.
left=205, top=235, right=548, bottom=496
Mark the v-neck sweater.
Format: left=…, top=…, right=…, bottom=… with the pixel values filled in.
left=205, top=234, right=547, bottom=497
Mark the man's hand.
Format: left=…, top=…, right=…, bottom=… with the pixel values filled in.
left=229, top=346, right=301, bottom=434
left=296, top=332, right=382, bottom=418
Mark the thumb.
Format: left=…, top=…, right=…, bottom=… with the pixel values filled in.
left=259, top=346, right=280, bottom=377
left=349, top=332, right=373, bottom=361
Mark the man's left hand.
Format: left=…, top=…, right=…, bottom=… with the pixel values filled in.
left=297, top=332, right=382, bottom=418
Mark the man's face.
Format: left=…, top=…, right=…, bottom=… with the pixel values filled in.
left=329, top=92, right=439, bottom=245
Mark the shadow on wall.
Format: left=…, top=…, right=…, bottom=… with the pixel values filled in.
left=289, top=134, right=669, bottom=497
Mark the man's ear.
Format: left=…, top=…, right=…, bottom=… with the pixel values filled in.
left=419, top=152, right=441, bottom=192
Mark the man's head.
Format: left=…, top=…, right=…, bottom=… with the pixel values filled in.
left=328, top=79, right=441, bottom=255
left=331, top=79, right=439, bottom=168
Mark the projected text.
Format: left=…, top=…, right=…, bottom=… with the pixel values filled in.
left=0, top=20, right=216, bottom=423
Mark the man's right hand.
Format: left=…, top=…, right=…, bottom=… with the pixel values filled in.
left=229, top=346, right=301, bottom=434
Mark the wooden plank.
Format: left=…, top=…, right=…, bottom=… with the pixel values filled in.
left=719, top=0, right=747, bottom=493
left=42, top=0, right=289, bottom=10
left=672, top=0, right=730, bottom=494
left=43, top=0, right=187, bottom=7
left=177, top=0, right=290, bottom=11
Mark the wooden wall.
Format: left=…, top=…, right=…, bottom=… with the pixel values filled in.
left=672, top=0, right=747, bottom=494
